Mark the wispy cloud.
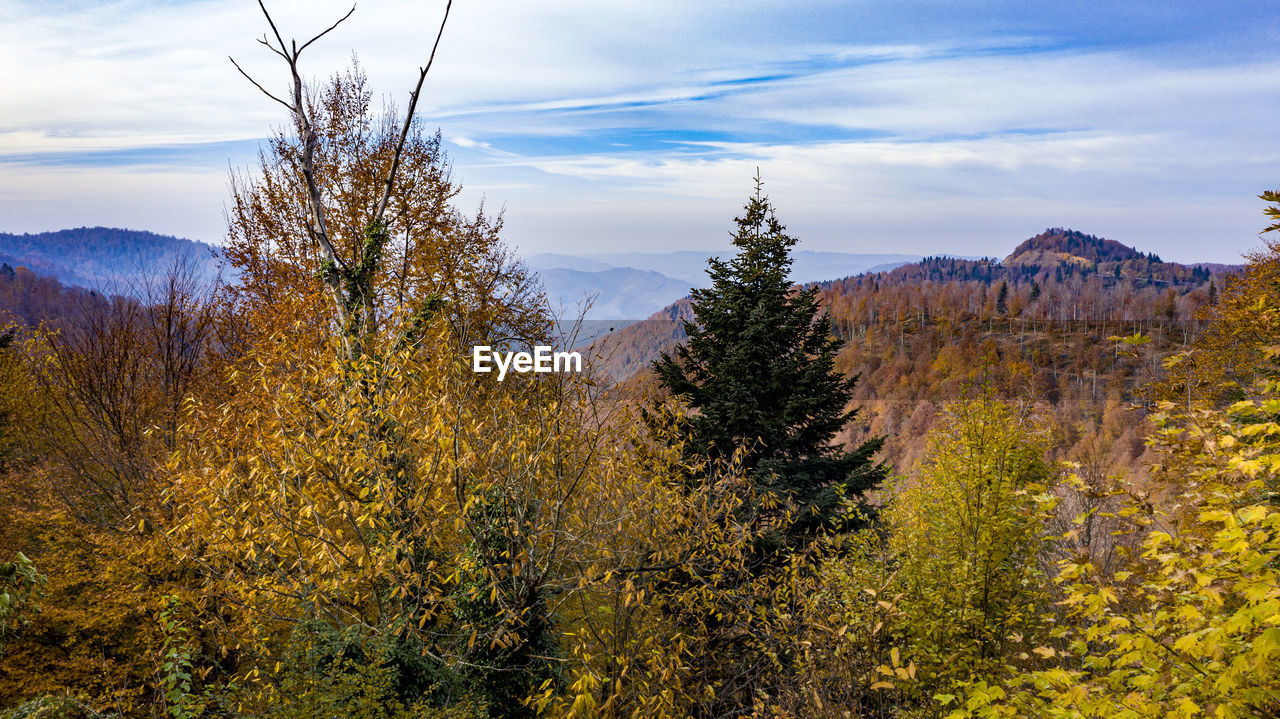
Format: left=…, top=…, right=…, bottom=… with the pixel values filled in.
left=1, top=0, right=1276, bottom=261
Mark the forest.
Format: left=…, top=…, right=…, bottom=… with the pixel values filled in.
left=596, top=227, right=1226, bottom=480
left=3, top=7, right=1280, bottom=719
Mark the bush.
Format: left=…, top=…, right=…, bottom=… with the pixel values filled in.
left=0, top=696, right=117, bottom=719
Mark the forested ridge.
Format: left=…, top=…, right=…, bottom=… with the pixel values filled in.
left=0, top=264, right=116, bottom=329
left=594, top=229, right=1232, bottom=478
left=0, top=228, right=223, bottom=292
left=3, top=6, right=1280, bottom=718
left=821, top=229, right=1225, bottom=475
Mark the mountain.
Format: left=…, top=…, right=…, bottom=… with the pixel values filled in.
left=537, top=267, right=694, bottom=320
left=0, top=227, right=224, bottom=293
left=586, top=228, right=1240, bottom=472
left=531, top=249, right=922, bottom=320
left=528, top=252, right=697, bottom=320
left=0, top=223, right=1245, bottom=477
left=525, top=253, right=614, bottom=273
left=1003, top=228, right=1152, bottom=267
left=577, top=250, right=921, bottom=286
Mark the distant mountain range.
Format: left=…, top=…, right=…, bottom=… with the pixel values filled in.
left=536, top=266, right=694, bottom=320
left=583, top=228, right=1243, bottom=384
left=2, top=227, right=1232, bottom=341
left=0, top=229, right=924, bottom=321
left=0, top=224, right=1245, bottom=477
left=0, top=227, right=224, bottom=293
left=527, top=250, right=923, bottom=320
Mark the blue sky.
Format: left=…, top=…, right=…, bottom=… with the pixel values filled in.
left=2, top=0, right=1278, bottom=263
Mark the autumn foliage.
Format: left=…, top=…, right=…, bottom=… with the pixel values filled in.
left=3, top=13, right=1280, bottom=719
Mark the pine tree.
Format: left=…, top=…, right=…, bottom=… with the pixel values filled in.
left=652, top=177, right=885, bottom=539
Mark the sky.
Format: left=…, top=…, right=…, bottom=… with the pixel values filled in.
left=2, top=1, right=1279, bottom=263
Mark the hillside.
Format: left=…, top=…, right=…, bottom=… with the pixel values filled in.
left=1002, top=227, right=1152, bottom=266
left=580, top=299, right=692, bottom=380
left=529, top=249, right=921, bottom=320
left=588, top=229, right=1238, bottom=473
left=0, top=264, right=106, bottom=328
left=537, top=266, right=693, bottom=320
left=0, top=227, right=224, bottom=292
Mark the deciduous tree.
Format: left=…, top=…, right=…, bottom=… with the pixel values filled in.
left=887, top=397, right=1058, bottom=705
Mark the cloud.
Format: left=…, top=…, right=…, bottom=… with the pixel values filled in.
left=2, top=0, right=1277, bottom=262
left=454, top=127, right=1275, bottom=263
left=0, top=163, right=233, bottom=244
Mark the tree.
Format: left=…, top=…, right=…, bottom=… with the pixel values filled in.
left=226, top=0, right=469, bottom=359
left=159, top=4, right=566, bottom=714
left=999, top=377, right=1280, bottom=719
left=157, top=5, right=689, bottom=717
left=1156, top=190, right=1280, bottom=408
left=651, top=176, right=885, bottom=540
left=886, top=397, right=1057, bottom=707
left=224, top=1, right=544, bottom=356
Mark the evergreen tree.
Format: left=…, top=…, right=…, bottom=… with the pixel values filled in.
left=652, top=178, right=885, bottom=539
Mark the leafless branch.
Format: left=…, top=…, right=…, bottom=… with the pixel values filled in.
left=256, top=0, right=290, bottom=58
left=298, top=4, right=357, bottom=55
left=373, top=0, right=453, bottom=223
left=228, top=56, right=293, bottom=112
left=255, top=36, right=290, bottom=61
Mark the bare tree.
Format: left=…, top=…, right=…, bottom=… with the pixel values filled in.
left=31, top=254, right=219, bottom=530
left=230, top=0, right=453, bottom=356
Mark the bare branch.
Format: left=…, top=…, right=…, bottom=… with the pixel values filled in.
left=228, top=56, right=293, bottom=112
left=256, top=36, right=289, bottom=61
left=297, top=4, right=357, bottom=55
left=373, top=0, right=452, bottom=222
left=241, top=1, right=354, bottom=351
left=256, top=0, right=290, bottom=59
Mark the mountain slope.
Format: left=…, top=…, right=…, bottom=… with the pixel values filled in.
left=587, top=229, right=1239, bottom=473
left=1002, top=228, right=1152, bottom=267
left=0, top=227, right=224, bottom=291
left=533, top=249, right=921, bottom=320
left=538, top=266, right=694, bottom=320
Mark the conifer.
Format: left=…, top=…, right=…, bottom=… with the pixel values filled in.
left=653, top=176, right=885, bottom=538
